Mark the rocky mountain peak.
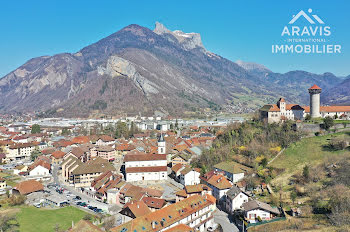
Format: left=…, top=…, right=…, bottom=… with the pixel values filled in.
left=236, top=60, right=271, bottom=73
left=153, top=22, right=205, bottom=51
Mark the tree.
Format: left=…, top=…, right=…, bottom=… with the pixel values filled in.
left=102, top=216, right=115, bottom=231
left=323, top=116, right=334, bottom=131
left=83, top=214, right=92, bottom=221
left=31, top=124, right=41, bottom=134
left=115, top=121, right=129, bottom=138
left=261, top=157, right=268, bottom=167
left=0, top=214, right=19, bottom=232
left=304, top=114, right=311, bottom=121
left=175, top=119, right=179, bottom=130
left=31, top=148, right=42, bottom=161
left=61, top=128, right=70, bottom=136
left=290, top=191, right=297, bottom=204
left=302, top=165, right=310, bottom=181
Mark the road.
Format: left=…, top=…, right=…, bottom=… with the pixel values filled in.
left=51, top=164, right=113, bottom=212
left=214, top=210, right=239, bottom=232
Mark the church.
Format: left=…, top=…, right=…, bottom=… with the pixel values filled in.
left=260, top=84, right=350, bottom=123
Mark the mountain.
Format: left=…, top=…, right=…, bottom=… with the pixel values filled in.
left=0, top=23, right=346, bottom=117
left=236, top=60, right=272, bottom=77
left=322, top=76, right=350, bottom=105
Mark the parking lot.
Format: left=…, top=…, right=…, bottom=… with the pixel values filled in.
left=45, top=183, right=107, bottom=214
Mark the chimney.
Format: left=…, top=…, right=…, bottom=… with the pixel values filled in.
left=137, top=204, right=139, bottom=208
left=151, top=221, right=156, bottom=229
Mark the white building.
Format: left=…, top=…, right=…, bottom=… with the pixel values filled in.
left=124, top=153, right=168, bottom=182
left=225, top=186, right=249, bottom=213
left=179, top=167, right=200, bottom=186
left=200, top=173, right=232, bottom=203
left=242, top=200, right=280, bottom=223
left=7, top=143, right=36, bottom=161
left=29, top=165, right=50, bottom=176
left=111, top=194, right=216, bottom=232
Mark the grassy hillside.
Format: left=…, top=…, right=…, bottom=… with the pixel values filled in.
left=269, top=131, right=350, bottom=186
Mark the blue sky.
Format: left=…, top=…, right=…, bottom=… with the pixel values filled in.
left=0, top=0, right=349, bottom=77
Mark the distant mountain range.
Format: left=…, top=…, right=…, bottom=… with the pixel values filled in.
left=0, top=23, right=349, bottom=117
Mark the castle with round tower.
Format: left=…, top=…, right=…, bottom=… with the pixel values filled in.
left=260, top=84, right=350, bottom=123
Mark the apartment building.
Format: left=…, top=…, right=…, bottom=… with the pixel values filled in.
left=111, top=194, right=217, bottom=232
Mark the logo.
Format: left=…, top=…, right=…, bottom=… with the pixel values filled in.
left=272, top=9, right=341, bottom=54
left=289, top=9, right=324, bottom=24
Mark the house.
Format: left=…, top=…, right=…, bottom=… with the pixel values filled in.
left=13, top=165, right=28, bottom=175
left=71, top=157, right=116, bottom=188
left=124, top=153, right=167, bottom=182
left=13, top=180, right=44, bottom=195
left=116, top=143, right=135, bottom=158
left=95, top=135, right=115, bottom=146
left=91, top=171, right=122, bottom=201
left=119, top=184, right=144, bottom=205
left=120, top=200, right=152, bottom=218
left=111, top=194, right=216, bottom=232
left=179, top=167, right=200, bottom=186
left=90, top=146, right=116, bottom=161
left=171, top=163, right=187, bottom=180
left=200, top=172, right=232, bottom=203
left=142, top=197, right=166, bottom=212
left=7, top=143, right=36, bottom=161
left=65, top=147, right=88, bottom=163
left=225, top=185, right=249, bottom=213
left=175, top=184, right=212, bottom=202
left=214, top=161, right=253, bottom=183
left=171, top=153, right=191, bottom=166
left=51, top=150, right=65, bottom=164
left=28, top=158, right=51, bottom=178
left=242, top=200, right=280, bottom=223
left=106, top=181, right=126, bottom=205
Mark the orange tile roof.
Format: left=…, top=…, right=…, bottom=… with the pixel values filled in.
left=171, top=163, right=185, bottom=173
left=51, top=151, right=65, bottom=159
left=111, top=194, right=214, bottom=232
left=309, top=84, right=322, bottom=90
left=126, top=166, right=167, bottom=173
left=124, top=154, right=167, bottom=162
left=116, top=143, right=135, bottom=151
left=205, top=174, right=232, bottom=190
left=14, top=180, right=44, bottom=195
left=303, top=105, right=350, bottom=113
left=123, top=200, right=152, bottom=218
left=29, top=159, right=51, bottom=171
left=72, top=136, right=90, bottom=144
left=164, top=224, right=194, bottom=232
left=142, top=197, right=166, bottom=209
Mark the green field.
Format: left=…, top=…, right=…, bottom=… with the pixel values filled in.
left=269, top=131, right=350, bottom=185
left=16, top=206, right=89, bottom=232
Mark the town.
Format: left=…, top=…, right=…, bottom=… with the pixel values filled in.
left=0, top=84, right=350, bottom=232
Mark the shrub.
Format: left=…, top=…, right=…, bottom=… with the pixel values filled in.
left=7, top=195, right=26, bottom=206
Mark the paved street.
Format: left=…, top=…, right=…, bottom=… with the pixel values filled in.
left=51, top=164, right=112, bottom=212
left=214, top=210, right=239, bottom=232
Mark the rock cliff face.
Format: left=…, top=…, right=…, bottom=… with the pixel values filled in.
left=0, top=23, right=346, bottom=117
